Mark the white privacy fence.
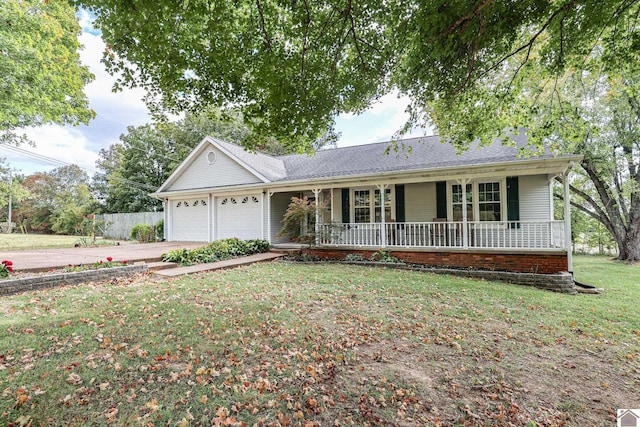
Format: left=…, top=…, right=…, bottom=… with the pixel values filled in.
left=97, top=212, right=163, bottom=240
left=318, top=220, right=566, bottom=250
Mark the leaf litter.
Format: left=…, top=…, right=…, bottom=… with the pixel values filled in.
left=0, top=263, right=638, bottom=426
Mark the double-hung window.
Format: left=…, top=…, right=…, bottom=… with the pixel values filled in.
left=452, top=183, right=473, bottom=221
left=353, top=190, right=371, bottom=223
left=449, top=181, right=503, bottom=222
left=374, top=188, right=392, bottom=222
left=352, top=188, right=393, bottom=223
left=478, top=182, right=501, bottom=221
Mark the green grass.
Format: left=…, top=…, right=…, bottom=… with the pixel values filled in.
left=0, top=234, right=117, bottom=250
left=0, top=255, right=638, bottom=426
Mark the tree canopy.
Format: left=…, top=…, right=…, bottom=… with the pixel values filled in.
left=549, top=69, right=640, bottom=260
left=12, top=165, right=97, bottom=234
left=1, top=0, right=95, bottom=144
left=74, top=0, right=640, bottom=150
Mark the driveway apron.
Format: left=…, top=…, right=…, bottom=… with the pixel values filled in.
left=1, top=241, right=205, bottom=271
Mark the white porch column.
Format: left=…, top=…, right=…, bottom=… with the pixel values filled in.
left=312, top=188, right=321, bottom=245
left=208, top=194, right=214, bottom=242
left=458, top=178, right=470, bottom=248
left=376, top=183, right=389, bottom=247
left=267, top=191, right=274, bottom=243
left=261, top=191, right=265, bottom=241
left=164, top=199, right=170, bottom=241
left=563, top=169, right=573, bottom=272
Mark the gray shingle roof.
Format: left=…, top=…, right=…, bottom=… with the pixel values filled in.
left=214, top=138, right=287, bottom=181
left=214, top=132, right=564, bottom=183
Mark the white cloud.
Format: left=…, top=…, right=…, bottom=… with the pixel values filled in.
left=335, top=91, right=434, bottom=148
left=4, top=19, right=152, bottom=176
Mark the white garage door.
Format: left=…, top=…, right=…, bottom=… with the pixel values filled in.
left=171, top=198, right=209, bottom=241
left=216, top=194, right=262, bottom=240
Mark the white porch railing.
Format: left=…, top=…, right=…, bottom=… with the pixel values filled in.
left=318, top=220, right=565, bottom=250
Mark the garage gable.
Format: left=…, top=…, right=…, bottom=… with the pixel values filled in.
left=167, top=145, right=263, bottom=191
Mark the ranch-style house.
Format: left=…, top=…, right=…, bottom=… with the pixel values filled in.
left=152, top=133, right=582, bottom=275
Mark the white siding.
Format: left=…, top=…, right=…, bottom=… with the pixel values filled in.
left=405, top=182, right=437, bottom=222
left=519, top=175, right=552, bottom=221
left=168, top=147, right=262, bottom=191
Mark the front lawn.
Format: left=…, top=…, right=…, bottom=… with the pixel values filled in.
left=0, top=234, right=117, bottom=250
left=0, top=255, right=638, bottom=425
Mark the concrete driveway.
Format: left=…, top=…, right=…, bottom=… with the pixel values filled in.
left=1, top=241, right=205, bottom=272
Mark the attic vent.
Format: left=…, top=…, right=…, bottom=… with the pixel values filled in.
left=206, top=150, right=217, bottom=164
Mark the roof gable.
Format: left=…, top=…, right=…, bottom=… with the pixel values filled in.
left=157, top=137, right=283, bottom=193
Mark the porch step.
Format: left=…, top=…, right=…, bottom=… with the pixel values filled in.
left=145, top=261, right=179, bottom=271
left=153, top=252, right=285, bottom=277
left=270, top=247, right=302, bottom=255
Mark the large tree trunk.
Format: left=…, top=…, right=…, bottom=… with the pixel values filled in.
left=617, top=219, right=640, bottom=261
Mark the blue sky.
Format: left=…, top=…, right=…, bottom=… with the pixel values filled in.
left=1, top=12, right=432, bottom=176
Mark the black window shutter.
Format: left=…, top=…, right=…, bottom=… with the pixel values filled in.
left=395, top=184, right=405, bottom=222
left=341, top=189, right=350, bottom=223
left=436, top=181, right=447, bottom=219
left=506, top=177, right=520, bottom=228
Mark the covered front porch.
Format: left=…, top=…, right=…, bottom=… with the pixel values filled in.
left=266, top=166, right=574, bottom=273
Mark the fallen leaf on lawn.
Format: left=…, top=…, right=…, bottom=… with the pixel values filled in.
left=105, top=407, right=118, bottom=423
left=216, top=406, right=229, bottom=417
left=14, top=415, right=32, bottom=427
left=66, top=373, right=82, bottom=385
left=145, top=398, right=160, bottom=412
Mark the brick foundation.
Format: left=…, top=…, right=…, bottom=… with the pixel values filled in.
left=300, top=248, right=569, bottom=274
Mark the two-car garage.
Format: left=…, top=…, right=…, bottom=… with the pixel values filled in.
left=169, top=194, right=263, bottom=242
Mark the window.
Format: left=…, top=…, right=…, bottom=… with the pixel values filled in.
left=452, top=183, right=473, bottom=221
left=478, top=182, right=501, bottom=221
left=353, top=190, right=370, bottom=223
left=374, top=188, right=392, bottom=222
left=206, top=150, right=217, bottom=164
left=352, top=188, right=393, bottom=223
